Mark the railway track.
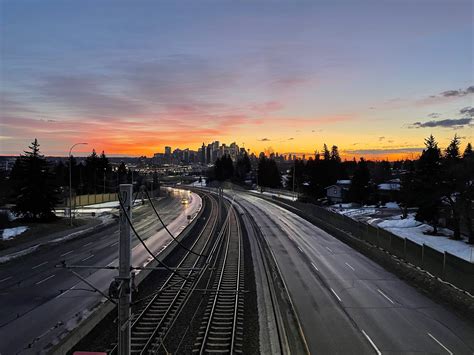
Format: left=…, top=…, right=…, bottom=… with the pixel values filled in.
left=109, top=192, right=220, bottom=355
left=192, top=202, right=244, bottom=354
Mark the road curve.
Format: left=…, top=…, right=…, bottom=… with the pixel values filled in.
left=234, top=191, right=474, bottom=355
left=0, top=191, right=201, bottom=354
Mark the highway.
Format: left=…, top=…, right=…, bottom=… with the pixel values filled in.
left=0, top=191, right=201, bottom=354
left=234, top=191, right=474, bottom=354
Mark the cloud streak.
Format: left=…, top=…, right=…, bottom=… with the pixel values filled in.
left=409, top=118, right=472, bottom=129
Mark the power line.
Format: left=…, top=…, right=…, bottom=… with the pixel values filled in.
left=117, top=195, right=193, bottom=281
left=144, top=189, right=207, bottom=258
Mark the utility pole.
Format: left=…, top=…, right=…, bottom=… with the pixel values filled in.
left=118, top=184, right=132, bottom=355
left=292, top=158, right=296, bottom=200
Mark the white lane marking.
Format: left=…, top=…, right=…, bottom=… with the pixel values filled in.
left=55, top=281, right=80, bottom=299
left=297, top=246, right=303, bottom=253
left=81, top=254, right=94, bottom=262
left=311, top=262, right=319, bottom=271
left=345, top=262, right=355, bottom=271
left=36, top=274, right=55, bottom=285
left=60, top=250, right=73, bottom=257
left=32, top=261, right=48, bottom=269
left=83, top=242, right=93, bottom=247
left=326, top=246, right=333, bottom=253
left=361, top=330, right=382, bottom=355
left=377, top=289, right=395, bottom=304
left=0, top=276, right=12, bottom=283
left=330, top=288, right=342, bottom=302
left=428, top=333, right=453, bottom=355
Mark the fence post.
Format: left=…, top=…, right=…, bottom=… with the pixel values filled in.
left=404, top=238, right=406, bottom=258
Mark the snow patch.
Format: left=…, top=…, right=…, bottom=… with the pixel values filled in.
left=2, top=226, right=28, bottom=240
left=378, top=215, right=473, bottom=262
left=378, top=216, right=421, bottom=228
left=383, top=202, right=400, bottom=209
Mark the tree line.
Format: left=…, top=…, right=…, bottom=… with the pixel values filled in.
left=276, top=137, right=473, bottom=242
left=7, top=139, right=146, bottom=220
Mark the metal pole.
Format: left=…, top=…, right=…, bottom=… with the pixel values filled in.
left=69, top=142, right=87, bottom=226
left=118, top=184, right=132, bottom=355
left=293, top=158, right=296, bottom=200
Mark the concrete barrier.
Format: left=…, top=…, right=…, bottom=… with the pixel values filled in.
left=389, top=233, right=405, bottom=258
left=444, top=252, right=474, bottom=293
left=422, top=244, right=444, bottom=277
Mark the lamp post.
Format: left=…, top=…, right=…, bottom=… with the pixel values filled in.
left=69, top=142, right=88, bottom=226
left=292, top=158, right=296, bottom=200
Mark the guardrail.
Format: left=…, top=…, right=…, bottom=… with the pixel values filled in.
left=273, top=199, right=474, bottom=294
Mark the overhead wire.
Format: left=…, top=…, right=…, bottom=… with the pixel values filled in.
left=117, top=194, right=194, bottom=281
left=144, top=188, right=207, bottom=258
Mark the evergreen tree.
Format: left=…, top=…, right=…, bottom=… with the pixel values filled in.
left=322, top=144, right=330, bottom=161
left=440, top=135, right=464, bottom=239
left=330, top=145, right=341, bottom=162
left=399, top=166, right=416, bottom=218
left=445, top=134, right=461, bottom=160
left=414, top=135, right=442, bottom=234
left=117, top=162, right=127, bottom=184
left=12, top=139, right=59, bottom=220
left=463, top=142, right=473, bottom=159
left=460, top=142, right=474, bottom=243
left=235, top=153, right=251, bottom=182
left=85, top=149, right=100, bottom=193
left=348, top=158, right=371, bottom=204
left=258, top=156, right=281, bottom=188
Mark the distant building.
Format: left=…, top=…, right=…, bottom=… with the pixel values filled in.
left=201, top=143, right=206, bottom=164
left=378, top=178, right=401, bottom=201
left=325, top=180, right=351, bottom=203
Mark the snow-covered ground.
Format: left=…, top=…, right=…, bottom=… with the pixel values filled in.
left=189, top=178, right=207, bottom=187
left=2, top=226, right=28, bottom=241
left=250, top=190, right=297, bottom=201
left=331, top=202, right=474, bottom=262
left=378, top=214, right=473, bottom=262
left=75, top=200, right=142, bottom=214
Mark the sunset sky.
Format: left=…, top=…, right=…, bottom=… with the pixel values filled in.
left=1, top=0, right=473, bottom=160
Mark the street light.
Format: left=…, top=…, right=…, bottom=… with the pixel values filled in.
left=69, top=142, right=88, bottom=226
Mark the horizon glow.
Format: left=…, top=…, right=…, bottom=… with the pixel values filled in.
left=1, top=0, right=473, bottom=161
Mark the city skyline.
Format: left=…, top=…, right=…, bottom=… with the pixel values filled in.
left=1, top=0, right=473, bottom=160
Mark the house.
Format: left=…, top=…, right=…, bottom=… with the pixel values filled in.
left=377, top=178, right=401, bottom=201
left=325, top=180, right=351, bottom=203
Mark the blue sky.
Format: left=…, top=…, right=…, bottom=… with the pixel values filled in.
left=1, top=0, right=472, bottom=158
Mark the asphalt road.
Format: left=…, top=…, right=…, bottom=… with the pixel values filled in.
left=0, top=190, right=201, bottom=354
left=234, top=191, right=474, bottom=355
